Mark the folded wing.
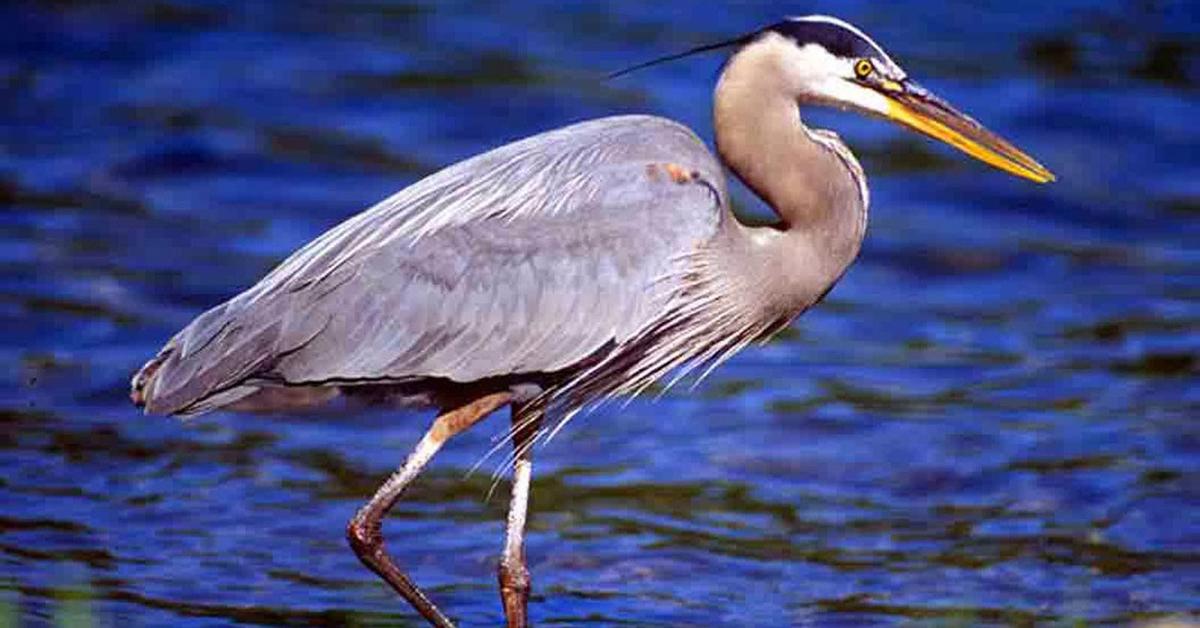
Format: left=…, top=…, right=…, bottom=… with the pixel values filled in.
left=135, top=115, right=727, bottom=415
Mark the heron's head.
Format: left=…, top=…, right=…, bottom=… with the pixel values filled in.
left=616, top=16, right=1053, bottom=183
left=740, top=15, right=1054, bottom=183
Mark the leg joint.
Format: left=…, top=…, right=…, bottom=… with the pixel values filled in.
left=498, top=556, right=531, bottom=592
left=346, top=515, right=382, bottom=557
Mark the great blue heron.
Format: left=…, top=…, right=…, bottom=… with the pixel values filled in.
left=131, top=15, right=1053, bottom=628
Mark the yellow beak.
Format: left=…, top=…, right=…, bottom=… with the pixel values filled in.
left=882, top=83, right=1055, bottom=184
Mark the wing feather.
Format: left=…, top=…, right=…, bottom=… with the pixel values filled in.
left=139, top=115, right=726, bottom=415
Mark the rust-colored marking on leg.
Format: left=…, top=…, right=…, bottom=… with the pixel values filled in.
left=430, top=392, right=514, bottom=441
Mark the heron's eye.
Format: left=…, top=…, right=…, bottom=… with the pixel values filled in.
left=854, top=59, right=874, bottom=79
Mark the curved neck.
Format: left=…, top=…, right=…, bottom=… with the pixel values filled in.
left=705, top=35, right=868, bottom=319
left=713, top=36, right=864, bottom=230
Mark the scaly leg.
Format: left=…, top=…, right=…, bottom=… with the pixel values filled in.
left=347, top=391, right=513, bottom=628
left=498, top=402, right=542, bottom=627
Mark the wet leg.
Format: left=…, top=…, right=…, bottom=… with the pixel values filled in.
left=498, top=403, right=542, bottom=628
left=347, top=391, right=513, bottom=628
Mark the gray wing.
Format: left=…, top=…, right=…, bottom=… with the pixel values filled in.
left=138, top=115, right=727, bottom=415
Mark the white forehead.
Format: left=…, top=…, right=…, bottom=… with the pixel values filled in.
left=785, top=14, right=903, bottom=75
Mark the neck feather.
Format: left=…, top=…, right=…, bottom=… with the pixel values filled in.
left=704, top=35, right=869, bottom=320
left=713, top=36, right=866, bottom=229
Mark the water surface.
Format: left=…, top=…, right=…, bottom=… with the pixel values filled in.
left=2, top=0, right=1197, bottom=625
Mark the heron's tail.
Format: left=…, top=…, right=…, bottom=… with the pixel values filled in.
left=130, top=348, right=172, bottom=410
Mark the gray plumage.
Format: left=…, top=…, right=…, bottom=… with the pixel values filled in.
left=136, top=115, right=735, bottom=418
left=129, top=19, right=975, bottom=437
left=129, top=15, right=1054, bottom=628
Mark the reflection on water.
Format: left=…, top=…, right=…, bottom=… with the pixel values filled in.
left=2, top=0, right=1197, bottom=625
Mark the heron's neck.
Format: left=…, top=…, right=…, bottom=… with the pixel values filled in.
left=714, top=47, right=865, bottom=230
left=708, top=40, right=868, bottom=318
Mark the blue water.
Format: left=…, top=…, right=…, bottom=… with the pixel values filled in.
left=2, top=1, right=1197, bottom=625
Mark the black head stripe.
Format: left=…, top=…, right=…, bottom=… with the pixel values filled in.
left=766, top=18, right=887, bottom=61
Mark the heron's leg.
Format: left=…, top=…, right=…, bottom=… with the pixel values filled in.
left=498, top=402, right=542, bottom=628
left=347, top=391, right=513, bottom=628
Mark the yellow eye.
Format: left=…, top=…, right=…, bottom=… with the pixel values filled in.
left=854, top=59, right=874, bottom=79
